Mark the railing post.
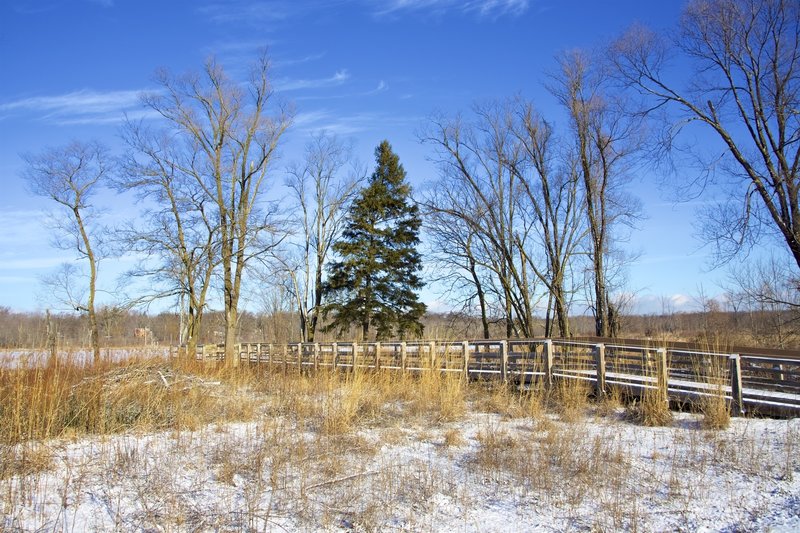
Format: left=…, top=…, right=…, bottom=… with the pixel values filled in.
left=656, top=348, right=668, bottom=404
left=268, top=343, right=273, bottom=366
left=463, top=341, right=470, bottom=380
left=313, top=343, right=320, bottom=371
left=296, top=343, right=302, bottom=373
left=282, top=343, right=288, bottom=374
left=500, top=340, right=508, bottom=383
left=332, top=342, right=338, bottom=372
left=594, top=343, right=606, bottom=399
left=544, top=339, right=554, bottom=389
left=429, top=341, right=437, bottom=371
left=401, top=341, right=407, bottom=372
left=730, top=354, right=745, bottom=416
left=352, top=341, right=358, bottom=372
left=374, top=341, right=381, bottom=370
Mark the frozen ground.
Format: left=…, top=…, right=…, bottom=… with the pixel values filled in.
left=2, top=408, right=799, bottom=532
left=0, top=347, right=171, bottom=368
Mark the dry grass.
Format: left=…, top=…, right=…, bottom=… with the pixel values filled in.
left=553, top=374, right=591, bottom=422
left=0, top=355, right=264, bottom=446
left=625, top=386, right=673, bottom=427
left=2, top=347, right=796, bottom=531
left=698, top=357, right=732, bottom=430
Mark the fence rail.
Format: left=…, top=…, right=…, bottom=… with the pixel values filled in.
left=183, top=339, right=800, bottom=417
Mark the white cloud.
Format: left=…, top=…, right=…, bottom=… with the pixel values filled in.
left=197, top=1, right=292, bottom=24
left=274, top=70, right=350, bottom=92
left=293, top=109, right=420, bottom=136
left=198, top=0, right=529, bottom=26
left=0, top=89, right=153, bottom=125
left=631, top=293, right=698, bottom=314
left=0, top=257, right=71, bottom=271
left=373, top=0, right=529, bottom=17
left=293, top=110, right=335, bottom=127
left=272, top=53, right=327, bottom=68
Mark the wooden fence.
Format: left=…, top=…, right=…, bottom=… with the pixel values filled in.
left=184, top=339, right=800, bottom=417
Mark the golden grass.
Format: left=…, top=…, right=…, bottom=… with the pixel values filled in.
left=2, top=345, right=797, bottom=532
left=698, top=356, right=732, bottom=430
left=0, top=355, right=264, bottom=446
left=625, top=386, right=673, bottom=427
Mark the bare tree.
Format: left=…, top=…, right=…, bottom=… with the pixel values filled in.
left=22, top=140, right=110, bottom=363
left=142, top=53, right=292, bottom=365
left=422, top=104, right=543, bottom=338
left=422, top=184, right=493, bottom=338
left=551, top=50, right=643, bottom=337
left=116, top=122, right=218, bottom=358
left=506, top=100, right=586, bottom=337
left=726, top=255, right=800, bottom=347
left=282, top=132, right=362, bottom=342
left=611, top=0, right=800, bottom=270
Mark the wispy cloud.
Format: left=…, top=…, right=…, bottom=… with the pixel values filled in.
left=370, top=80, right=388, bottom=94
left=197, top=1, right=294, bottom=24
left=294, top=109, right=420, bottom=135
left=197, top=0, right=529, bottom=26
left=273, top=52, right=327, bottom=68
left=0, top=89, right=153, bottom=125
left=0, top=257, right=72, bottom=271
left=293, top=79, right=389, bottom=101
left=372, top=0, right=529, bottom=17
left=0, top=211, right=52, bottom=245
left=275, top=70, right=350, bottom=92
left=630, top=293, right=698, bottom=314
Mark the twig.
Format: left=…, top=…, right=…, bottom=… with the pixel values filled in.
left=304, top=470, right=380, bottom=491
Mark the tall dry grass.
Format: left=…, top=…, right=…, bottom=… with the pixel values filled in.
left=2, top=343, right=797, bottom=532
left=0, top=354, right=264, bottom=447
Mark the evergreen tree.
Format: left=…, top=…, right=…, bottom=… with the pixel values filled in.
left=323, top=140, right=426, bottom=340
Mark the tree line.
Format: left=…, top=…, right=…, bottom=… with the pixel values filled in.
left=20, top=0, right=800, bottom=361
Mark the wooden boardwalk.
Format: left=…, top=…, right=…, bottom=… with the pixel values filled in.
left=188, top=339, right=800, bottom=417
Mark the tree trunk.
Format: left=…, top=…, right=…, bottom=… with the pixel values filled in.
left=185, top=304, right=202, bottom=359
left=467, top=253, right=490, bottom=339
left=225, top=306, right=238, bottom=367
left=593, top=250, right=608, bottom=337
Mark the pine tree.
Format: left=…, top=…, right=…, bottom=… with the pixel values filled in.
left=323, top=140, right=426, bottom=340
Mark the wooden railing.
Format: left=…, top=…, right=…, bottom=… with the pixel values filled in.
left=185, top=339, right=800, bottom=417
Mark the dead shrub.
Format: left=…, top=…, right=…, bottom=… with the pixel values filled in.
left=625, top=386, right=673, bottom=427
left=442, top=428, right=465, bottom=448
left=554, top=376, right=590, bottom=422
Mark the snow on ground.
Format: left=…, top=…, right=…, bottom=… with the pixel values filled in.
left=2, top=408, right=799, bottom=532
left=0, top=347, right=171, bottom=368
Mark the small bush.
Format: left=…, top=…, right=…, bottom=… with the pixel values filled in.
left=699, top=388, right=730, bottom=430
left=625, top=387, right=673, bottom=427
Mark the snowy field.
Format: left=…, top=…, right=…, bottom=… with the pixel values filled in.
left=2, top=408, right=799, bottom=531
left=0, top=347, right=172, bottom=368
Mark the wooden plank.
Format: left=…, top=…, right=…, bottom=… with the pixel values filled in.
left=463, top=341, right=470, bottom=379
left=657, top=348, right=668, bottom=404
left=730, top=354, right=744, bottom=416
left=595, top=343, right=606, bottom=398
left=193, top=338, right=800, bottom=417
left=545, top=339, right=554, bottom=389
left=500, top=340, right=508, bottom=383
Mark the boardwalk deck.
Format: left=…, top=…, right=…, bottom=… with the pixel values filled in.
left=185, top=339, right=800, bottom=417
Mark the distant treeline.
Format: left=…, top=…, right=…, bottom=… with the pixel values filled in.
left=1, top=305, right=796, bottom=350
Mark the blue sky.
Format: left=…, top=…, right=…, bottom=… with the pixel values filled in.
left=0, top=0, right=726, bottom=314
